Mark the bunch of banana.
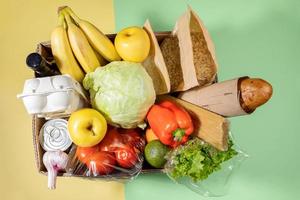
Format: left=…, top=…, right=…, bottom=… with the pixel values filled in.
left=51, top=13, right=85, bottom=82
left=51, top=7, right=120, bottom=82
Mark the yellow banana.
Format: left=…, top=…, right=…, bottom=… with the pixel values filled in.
left=64, top=11, right=100, bottom=73
left=65, top=7, right=121, bottom=62
left=93, top=48, right=108, bottom=66
left=51, top=13, right=85, bottom=82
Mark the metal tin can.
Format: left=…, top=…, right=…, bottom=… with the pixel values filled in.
left=39, top=119, right=72, bottom=151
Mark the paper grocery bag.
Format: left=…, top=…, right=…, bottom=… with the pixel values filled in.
left=160, top=33, right=185, bottom=92
left=165, top=8, right=199, bottom=92
left=190, top=7, right=218, bottom=87
left=179, top=77, right=249, bottom=117
left=167, top=6, right=218, bottom=92
left=143, top=20, right=171, bottom=94
left=173, top=8, right=202, bottom=91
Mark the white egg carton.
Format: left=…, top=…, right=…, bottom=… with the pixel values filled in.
left=17, top=75, right=88, bottom=119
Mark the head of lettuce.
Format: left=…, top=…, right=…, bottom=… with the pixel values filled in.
left=83, top=61, right=156, bottom=129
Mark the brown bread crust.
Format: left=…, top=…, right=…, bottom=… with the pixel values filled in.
left=239, top=78, right=273, bottom=112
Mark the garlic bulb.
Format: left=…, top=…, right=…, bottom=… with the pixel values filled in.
left=43, top=151, right=68, bottom=189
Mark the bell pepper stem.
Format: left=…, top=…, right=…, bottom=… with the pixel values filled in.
left=172, top=128, right=185, bottom=142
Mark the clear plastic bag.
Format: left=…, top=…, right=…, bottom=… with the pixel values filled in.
left=65, top=127, right=146, bottom=180
left=164, top=132, right=248, bottom=197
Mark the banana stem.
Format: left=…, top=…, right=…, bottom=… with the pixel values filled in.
left=58, top=12, right=65, bottom=26
left=64, top=7, right=81, bottom=24
left=62, top=10, right=72, bottom=26
left=63, top=19, right=67, bottom=29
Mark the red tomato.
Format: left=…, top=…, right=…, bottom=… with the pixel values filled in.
left=115, top=145, right=138, bottom=168
left=120, top=129, right=140, bottom=143
left=98, top=128, right=124, bottom=152
left=120, top=129, right=145, bottom=152
left=76, top=145, right=99, bottom=164
left=87, top=152, right=116, bottom=175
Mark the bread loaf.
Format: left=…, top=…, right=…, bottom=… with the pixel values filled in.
left=239, top=78, right=273, bottom=112
left=179, top=77, right=273, bottom=117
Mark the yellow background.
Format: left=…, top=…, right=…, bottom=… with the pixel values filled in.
left=0, top=1, right=124, bottom=200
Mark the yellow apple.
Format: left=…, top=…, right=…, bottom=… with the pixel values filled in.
left=114, top=26, right=150, bottom=62
left=68, top=108, right=107, bottom=147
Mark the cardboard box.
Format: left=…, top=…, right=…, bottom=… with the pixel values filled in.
left=32, top=32, right=172, bottom=178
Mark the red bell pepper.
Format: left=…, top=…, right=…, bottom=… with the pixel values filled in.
left=146, top=100, right=194, bottom=148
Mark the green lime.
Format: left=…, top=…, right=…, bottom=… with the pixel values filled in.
left=144, top=140, right=170, bottom=168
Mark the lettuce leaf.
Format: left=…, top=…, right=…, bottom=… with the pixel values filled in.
left=166, top=138, right=237, bottom=182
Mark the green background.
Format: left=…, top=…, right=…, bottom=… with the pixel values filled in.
left=114, top=0, right=300, bottom=199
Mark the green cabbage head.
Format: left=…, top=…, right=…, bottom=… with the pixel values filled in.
left=83, top=61, right=156, bottom=128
